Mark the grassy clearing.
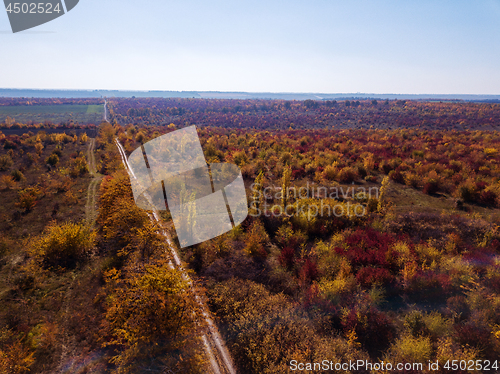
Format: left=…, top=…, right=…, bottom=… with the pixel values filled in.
left=0, top=104, right=104, bottom=124
left=86, top=105, right=104, bottom=114
left=388, top=181, right=500, bottom=221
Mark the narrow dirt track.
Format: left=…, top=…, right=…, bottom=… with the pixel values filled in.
left=87, top=137, right=97, bottom=175
left=57, top=137, right=102, bottom=373
left=85, top=138, right=102, bottom=226
left=115, top=138, right=237, bottom=374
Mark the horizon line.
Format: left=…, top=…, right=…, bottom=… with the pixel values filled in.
left=1, top=88, right=500, bottom=96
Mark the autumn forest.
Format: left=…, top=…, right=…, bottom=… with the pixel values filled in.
left=1, top=97, right=500, bottom=373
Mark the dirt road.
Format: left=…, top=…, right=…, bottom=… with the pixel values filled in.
left=115, top=138, right=237, bottom=374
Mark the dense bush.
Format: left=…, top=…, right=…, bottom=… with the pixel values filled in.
left=453, top=320, right=496, bottom=359
left=30, top=222, right=95, bottom=270
left=45, top=153, right=59, bottom=166
left=103, top=264, right=205, bottom=373
left=341, top=304, right=396, bottom=357
left=209, top=278, right=370, bottom=373
left=0, top=154, right=13, bottom=171
left=10, top=169, right=24, bottom=182
left=17, top=187, right=41, bottom=212
left=0, top=328, right=34, bottom=373
left=334, top=228, right=396, bottom=286
left=384, top=334, right=433, bottom=372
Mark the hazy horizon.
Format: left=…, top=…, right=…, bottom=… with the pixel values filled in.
left=1, top=88, right=500, bottom=101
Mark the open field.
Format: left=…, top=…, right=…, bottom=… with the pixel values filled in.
left=0, top=128, right=97, bottom=137
left=0, top=104, right=104, bottom=124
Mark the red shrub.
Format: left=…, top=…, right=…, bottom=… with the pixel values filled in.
left=334, top=229, right=399, bottom=288
left=278, top=246, right=295, bottom=271
left=291, top=167, right=306, bottom=179
left=480, top=189, right=497, bottom=207
left=335, top=228, right=395, bottom=269
left=462, top=249, right=494, bottom=269
left=423, top=180, right=439, bottom=195
left=454, top=322, right=495, bottom=358
left=356, top=266, right=393, bottom=287
left=342, top=306, right=395, bottom=356
left=409, top=270, right=452, bottom=294
left=299, top=259, right=318, bottom=284
left=389, top=169, right=404, bottom=184
left=476, top=181, right=487, bottom=191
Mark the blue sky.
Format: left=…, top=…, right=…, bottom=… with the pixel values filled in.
left=1, top=0, right=500, bottom=94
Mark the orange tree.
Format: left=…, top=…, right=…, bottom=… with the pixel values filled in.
left=102, top=262, right=206, bottom=374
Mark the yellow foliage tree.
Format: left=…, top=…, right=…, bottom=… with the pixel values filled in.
left=17, top=187, right=41, bottom=212
left=378, top=176, right=390, bottom=212
left=34, top=142, right=43, bottom=156
left=250, top=170, right=265, bottom=216
left=0, top=328, right=34, bottom=374
left=281, top=164, right=292, bottom=211
left=102, top=263, right=206, bottom=373
left=0, top=175, right=16, bottom=190
left=30, top=222, right=95, bottom=270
